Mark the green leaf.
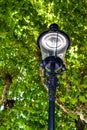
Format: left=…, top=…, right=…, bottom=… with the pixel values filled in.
left=59, top=97, right=65, bottom=103
left=79, top=96, right=87, bottom=103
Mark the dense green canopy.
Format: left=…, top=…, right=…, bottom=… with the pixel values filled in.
left=0, top=0, right=87, bottom=129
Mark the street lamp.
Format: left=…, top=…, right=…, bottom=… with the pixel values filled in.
left=37, top=23, right=71, bottom=130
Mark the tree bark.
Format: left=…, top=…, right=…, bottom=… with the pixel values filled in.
left=0, top=73, right=12, bottom=106
left=75, top=118, right=85, bottom=130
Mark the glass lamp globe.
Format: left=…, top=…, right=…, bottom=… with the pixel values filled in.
left=37, top=24, right=70, bottom=61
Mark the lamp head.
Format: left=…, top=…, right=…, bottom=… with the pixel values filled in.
left=37, top=23, right=70, bottom=61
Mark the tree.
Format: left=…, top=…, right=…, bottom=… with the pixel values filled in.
left=0, top=0, right=87, bottom=129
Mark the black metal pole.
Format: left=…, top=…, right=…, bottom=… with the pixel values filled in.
left=48, top=99, right=55, bottom=130
left=48, top=62, right=56, bottom=130
left=40, top=56, right=63, bottom=130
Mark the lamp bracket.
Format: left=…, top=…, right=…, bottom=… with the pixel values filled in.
left=40, top=56, right=65, bottom=72
left=40, top=56, right=66, bottom=101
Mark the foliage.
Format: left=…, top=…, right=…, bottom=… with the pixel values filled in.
left=0, top=0, right=87, bottom=129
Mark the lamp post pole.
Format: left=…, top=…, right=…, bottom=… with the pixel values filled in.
left=37, top=23, right=71, bottom=130
left=48, top=61, right=56, bottom=130
left=41, top=56, right=64, bottom=130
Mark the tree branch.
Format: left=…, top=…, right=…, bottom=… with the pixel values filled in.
left=0, top=73, right=12, bottom=106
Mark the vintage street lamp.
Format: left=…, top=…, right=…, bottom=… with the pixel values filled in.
left=37, top=23, right=71, bottom=130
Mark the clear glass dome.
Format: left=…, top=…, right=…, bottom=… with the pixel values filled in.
left=40, top=32, right=69, bottom=61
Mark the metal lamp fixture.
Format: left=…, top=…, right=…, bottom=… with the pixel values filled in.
left=37, top=23, right=71, bottom=130
left=37, top=24, right=70, bottom=61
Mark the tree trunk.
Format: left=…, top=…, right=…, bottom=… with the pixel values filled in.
left=75, top=118, right=85, bottom=130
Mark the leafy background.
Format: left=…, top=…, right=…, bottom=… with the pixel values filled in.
left=0, top=0, right=87, bottom=129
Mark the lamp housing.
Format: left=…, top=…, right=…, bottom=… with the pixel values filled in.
left=37, top=24, right=70, bottom=61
